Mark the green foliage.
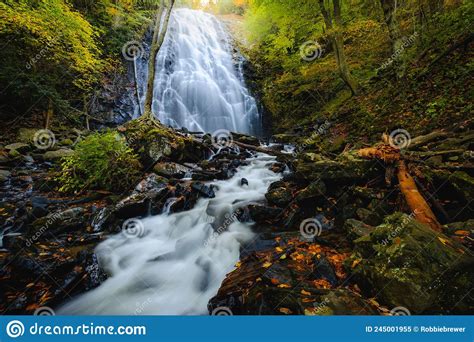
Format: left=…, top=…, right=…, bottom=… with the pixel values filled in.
left=243, top=0, right=473, bottom=134
left=0, top=0, right=155, bottom=119
left=57, top=131, right=141, bottom=193
left=0, top=0, right=103, bottom=115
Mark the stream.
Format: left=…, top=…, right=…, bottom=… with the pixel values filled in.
left=59, top=153, right=280, bottom=314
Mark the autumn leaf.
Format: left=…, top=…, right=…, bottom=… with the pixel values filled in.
left=351, top=258, right=361, bottom=268
left=301, top=289, right=312, bottom=296
left=277, top=283, right=291, bottom=288
left=279, top=307, right=292, bottom=314
left=262, top=262, right=272, bottom=268
left=271, top=278, right=280, bottom=285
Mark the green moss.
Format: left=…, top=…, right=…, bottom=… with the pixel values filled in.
left=56, top=131, right=141, bottom=193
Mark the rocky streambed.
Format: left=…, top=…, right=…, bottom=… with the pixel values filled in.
left=0, top=121, right=473, bottom=315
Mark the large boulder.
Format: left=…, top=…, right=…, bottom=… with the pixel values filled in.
left=347, top=213, right=474, bottom=314
left=120, top=120, right=208, bottom=168
left=265, top=181, right=294, bottom=207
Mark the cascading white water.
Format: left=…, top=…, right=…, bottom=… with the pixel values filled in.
left=141, top=8, right=261, bottom=134
left=58, top=154, right=280, bottom=315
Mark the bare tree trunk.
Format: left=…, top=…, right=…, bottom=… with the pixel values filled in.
left=380, top=0, right=402, bottom=55
left=318, top=0, right=359, bottom=95
left=143, top=0, right=175, bottom=119
left=45, top=98, right=53, bottom=129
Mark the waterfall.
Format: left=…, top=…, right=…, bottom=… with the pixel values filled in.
left=58, top=8, right=274, bottom=316
left=139, top=8, right=261, bottom=135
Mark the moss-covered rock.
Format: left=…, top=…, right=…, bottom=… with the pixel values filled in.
left=295, top=155, right=381, bottom=183
left=120, top=119, right=208, bottom=168
left=347, top=212, right=474, bottom=313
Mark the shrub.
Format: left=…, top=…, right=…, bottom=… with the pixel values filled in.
left=57, top=131, right=141, bottom=193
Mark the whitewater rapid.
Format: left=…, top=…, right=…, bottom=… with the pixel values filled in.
left=138, top=8, right=261, bottom=135
left=59, top=154, right=280, bottom=315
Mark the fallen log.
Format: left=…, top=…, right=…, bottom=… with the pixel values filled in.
left=232, top=141, right=287, bottom=158
left=407, top=130, right=449, bottom=150
left=397, top=160, right=443, bottom=232
left=358, top=143, right=444, bottom=233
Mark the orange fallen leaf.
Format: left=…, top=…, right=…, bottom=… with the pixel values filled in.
left=301, top=289, right=312, bottom=296
left=277, top=283, right=291, bottom=288
left=279, top=307, right=292, bottom=314
left=271, top=278, right=280, bottom=285
left=351, top=258, right=361, bottom=268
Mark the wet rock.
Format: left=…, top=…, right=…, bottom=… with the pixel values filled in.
left=191, top=170, right=220, bottom=181
left=347, top=213, right=474, bottom=313
left=240, top=178, right=248, bottom=186
left=270, top=162, right=286, bottom=173
left=0, top=169, right=11, bottom=182
left=265, top=181, right=293, bottom=207
left=29, top=207, right=87, bottom=236
left=296, top=180, right=326, bottom=202
left=29, top=196, right=50, bottom=218
left=153, top=162, right=191, bottom=179
left=135, top=173, right=168, bottom=193
left=247, top=204, right=281, bottom=224
left=356, top=208, right=383, bottom=226
left=191, top=182, right=215, bottom=198
left=344, top=219, right=374, bottom=241
left=43, top=149, right=74, bottom=161
left=311, top=255, right=338, bottom=286
left=5, top=143, right=30, bottom=153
